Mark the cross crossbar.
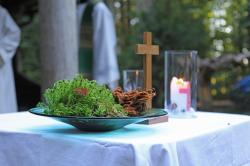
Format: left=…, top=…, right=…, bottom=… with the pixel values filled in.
left=136, top=44, right=159, bottom=55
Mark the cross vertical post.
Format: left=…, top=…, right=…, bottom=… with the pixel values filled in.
left=136, top=32, right=159, bottom=108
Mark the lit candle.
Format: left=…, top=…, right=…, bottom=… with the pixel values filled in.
left=170, top=77, right=191, bottom=112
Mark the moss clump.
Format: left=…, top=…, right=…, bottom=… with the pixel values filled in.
left=37, top=75, right=127, bottom=117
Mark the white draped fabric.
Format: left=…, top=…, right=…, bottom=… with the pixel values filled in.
left=0, top=6, right=21, bottom=113
left=0, top=112, right=250, bottom=166
left=77, top=2, right=120, bottom=89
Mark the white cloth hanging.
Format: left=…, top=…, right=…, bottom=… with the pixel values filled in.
left=77, top=2, right=120, bottom=89
left=0, top=6, right=21, bottom=113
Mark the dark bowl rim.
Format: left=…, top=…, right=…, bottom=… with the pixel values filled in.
left=29, top=107, right=167, bottom=120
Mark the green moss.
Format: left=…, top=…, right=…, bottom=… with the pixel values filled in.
left=37, top=75, right=127, bottom=117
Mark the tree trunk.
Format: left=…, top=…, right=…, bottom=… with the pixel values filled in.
left=39, top=0, right=78, bottom=92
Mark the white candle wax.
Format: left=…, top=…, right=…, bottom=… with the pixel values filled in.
left=170, top=77, right=191, bottom=112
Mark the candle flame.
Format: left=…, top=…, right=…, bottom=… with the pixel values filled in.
left=172, top=77, right=185, bottom=86
left=172, top=77, right=189, bottom=87
left=176, top=78, right=184, bottom=86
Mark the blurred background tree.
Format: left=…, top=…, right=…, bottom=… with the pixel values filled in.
left=2, top=0, right=250, bottom=112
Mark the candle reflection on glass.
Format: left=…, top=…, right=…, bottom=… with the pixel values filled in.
left=123, top=70, right=143, bottom=92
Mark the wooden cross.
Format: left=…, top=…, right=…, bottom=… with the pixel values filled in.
left=136, top=32, right=159, bottom=108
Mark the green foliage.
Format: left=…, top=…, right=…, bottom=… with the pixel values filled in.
left=38, top=75, right=127, bottom=117
left=19, top=15, right=41, bottom=83
left=210, top=0, right=248, bottom=54
left=138, top=0, right=212, bottom=57
left=210, top=70, right=237, bottom=99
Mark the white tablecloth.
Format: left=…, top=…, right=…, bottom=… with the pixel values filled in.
left=0, top=112, right=250, bottom=166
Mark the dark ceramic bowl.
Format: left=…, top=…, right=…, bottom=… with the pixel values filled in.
left=29, top=108, right=167, bottom=131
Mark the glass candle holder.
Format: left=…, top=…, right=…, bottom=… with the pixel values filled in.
left=123, top=70, right=144, bottom=92
left=164, top=51, right=198, bottom=118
